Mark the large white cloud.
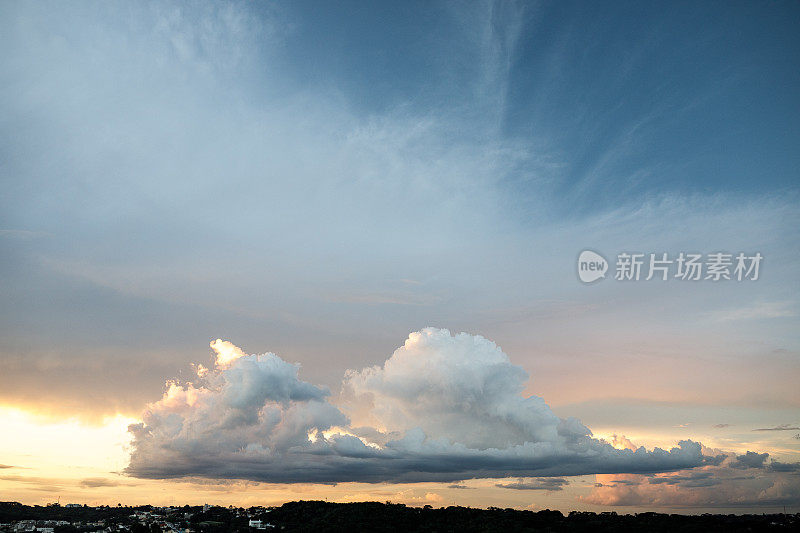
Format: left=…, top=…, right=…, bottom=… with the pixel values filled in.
left=343, top=328, right=592, bottom=449
left=126, top=329, right=709, bottom=483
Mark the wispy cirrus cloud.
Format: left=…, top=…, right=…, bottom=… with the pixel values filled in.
left=711, top=301, right=796, bottom=322
left=0, top=230, right=50, bottom=240
left=1, top=0, right=799, bottom=428
left=754, top=424, right=800, bottom=432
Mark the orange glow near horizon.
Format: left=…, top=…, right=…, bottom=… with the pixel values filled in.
left=0, top=404, right=598, bottom=510
left=2, top=402, right=796, bottom=512
left=0, top=405, right=135, bottom=472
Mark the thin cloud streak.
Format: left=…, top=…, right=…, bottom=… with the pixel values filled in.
left=754, top=424, right=800, bottom=432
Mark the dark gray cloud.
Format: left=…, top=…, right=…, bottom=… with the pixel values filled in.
left=79, top=478, right=135, bottom=488
left=585, top=450, right=800, bottom=508
left=646, top=471, right=721, bottom=488
left=701, top=454, right=727, bottom=467
left=730, top=451, right=769, bottom=470
left=769, top=461, right=800, bottom=473
left=595, top=478, right=642, bottom=487
left=495, top=478, right=569, bottom=491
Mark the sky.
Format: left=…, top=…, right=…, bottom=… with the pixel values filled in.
left=1, top=0, right=799, bottom=514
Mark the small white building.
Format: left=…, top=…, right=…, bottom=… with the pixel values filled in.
left=13, top=521, right=36, bottom=532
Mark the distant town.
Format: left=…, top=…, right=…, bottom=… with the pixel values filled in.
left=1, top=501, right=798, bottom=532
left=0, top=502, right=273, bottom=533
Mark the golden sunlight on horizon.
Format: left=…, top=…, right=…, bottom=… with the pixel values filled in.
left=0, top=404, right=598, bottom=511
left=0, top=404, right=136, bottom=505
left=0, top=405, right=135, bottom=471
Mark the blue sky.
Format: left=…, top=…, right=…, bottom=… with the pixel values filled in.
left=1, top=0, right=799, bottom=512
left=275, top=1, right=800, bottom=206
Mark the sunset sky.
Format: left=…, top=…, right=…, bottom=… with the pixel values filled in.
left=1, top=0, right=799, bottom=513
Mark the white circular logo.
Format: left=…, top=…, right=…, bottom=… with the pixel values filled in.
left=577, top=250, right=608, bottom=283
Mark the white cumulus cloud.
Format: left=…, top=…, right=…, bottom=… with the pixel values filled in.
left=126, top=328, right=713, bottom=484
